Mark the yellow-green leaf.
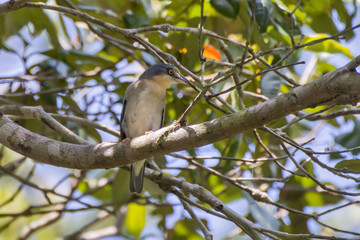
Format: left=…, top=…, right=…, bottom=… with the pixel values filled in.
left=297, top=34, right=353, bottom=58
left=305, top=191, right=323, bottom=206
left=125, top=203, right=146, bottom=237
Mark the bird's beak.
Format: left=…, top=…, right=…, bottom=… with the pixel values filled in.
left=174, top=71, right=189, bottom=85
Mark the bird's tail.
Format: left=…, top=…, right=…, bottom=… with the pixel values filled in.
left=129, top=159, right=146, bottom=194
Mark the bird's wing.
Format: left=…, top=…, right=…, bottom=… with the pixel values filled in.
left=160, top=108, right=165, bottom=128
left=159, top=96, right=166, bottom=128
left=120, top=99, right=127, bottom=140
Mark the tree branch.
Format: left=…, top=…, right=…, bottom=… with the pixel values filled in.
left=0, top=105, right=119, bottom=137
left=0, top=57, right=359, bottom=169
left=0, top=0, right=30, bottom=15
left=0, top=106, right=89, bottom=144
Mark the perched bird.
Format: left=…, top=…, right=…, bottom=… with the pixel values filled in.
left=120, top=63, right=188, bottom=193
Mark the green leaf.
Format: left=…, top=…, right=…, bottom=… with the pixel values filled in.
left=316, top=61, right=336, bottom=74
left=91, top=183, right=112, bottom=202
left=329, top=152, right=345, bottom=160
left=77, top=181, right=89, bottom=193
left=332, top=0, right=354, bottom=40
left=267, top=24, right=291, bottom=44
left=308, top=13, right=338, bottom=36
left=144, top=158, right=167, bottom=201
left=125, top=203, right=146, bottom=237
left=60, top=95, right=83, bottom=114
left=335, top=159, right=360, bottom=172
left=152, top=204, right=174, bottom=217
left=260, top=71, right=282, bottom=98
left=210, top=0, right=240, bottom=19
left=206, top=175, right=242, bottom=203
left=112, top=169, right=132, bottom=210
left=0, top=9, right=29, bottom=41
left=29, top=9, right=60, bottom=49
left=254, top=2, right=271, bottom=33
left=173, top=219, right=203, bottom=240
left=238, top=0, right=267, bottom=48
left=249, top=200, right=281, bottom=230
left=228, top=135, right=242, bottom=157
left=81, top=125, right=102, bottom=143
left=65, top=50, right=116, bottom=69
left=123, top=13, right=150, bottom=28
left=219, top=185, right=243, bottom=203
left=335, top=120, right=360, bottom=155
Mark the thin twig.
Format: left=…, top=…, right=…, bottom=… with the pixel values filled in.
left=179, top=197, right=213, bottom=240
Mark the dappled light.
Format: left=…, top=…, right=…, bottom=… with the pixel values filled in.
left=0, top=0, right=360, bottom=239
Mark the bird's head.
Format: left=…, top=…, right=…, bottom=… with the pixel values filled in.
left=139, top=63, right=189, bottom=87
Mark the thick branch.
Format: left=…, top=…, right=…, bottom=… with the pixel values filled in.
left=0, top=0, right=30, bottom=14
left=0, top=106, right=89, bottom=145
left=0, top=57, right=359, bottom=169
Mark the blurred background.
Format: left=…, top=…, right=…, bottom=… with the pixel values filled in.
left=0, top=0, right=360, bottom=239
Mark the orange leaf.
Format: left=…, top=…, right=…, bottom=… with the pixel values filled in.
left=203, top=44, right=221, bottom=61
left=179, top=48, right=188, bottom=54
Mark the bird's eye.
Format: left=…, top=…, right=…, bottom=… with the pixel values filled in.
left=168, top=69, right=174, bottom=75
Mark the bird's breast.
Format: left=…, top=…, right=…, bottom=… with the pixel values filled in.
left=124, top=90, right=165, bottom=138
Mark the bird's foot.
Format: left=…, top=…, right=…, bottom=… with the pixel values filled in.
left=168, top=120, right=181, bottom=132
left=169, top=119, right=186, bottom=132
left=145, top=131, right=153, bottom=135
left=122, top=137, right=132, bottom=142
left=155, top=119, right=186, bottom=144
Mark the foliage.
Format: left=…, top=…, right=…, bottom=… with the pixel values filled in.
left=0, top=0, right=360, bottom=239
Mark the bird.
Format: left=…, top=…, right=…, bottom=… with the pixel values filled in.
left=120, top=63, right=189, bottom=194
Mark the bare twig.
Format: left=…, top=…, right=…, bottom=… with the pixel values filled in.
left=179, top=197, right=213, bottom=240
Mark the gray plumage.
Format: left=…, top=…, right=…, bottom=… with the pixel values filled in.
left=120, top=63, right=188, bottom=193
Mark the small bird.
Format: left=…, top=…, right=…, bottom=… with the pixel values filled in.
left=120, top=63, right=188, bottom=193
